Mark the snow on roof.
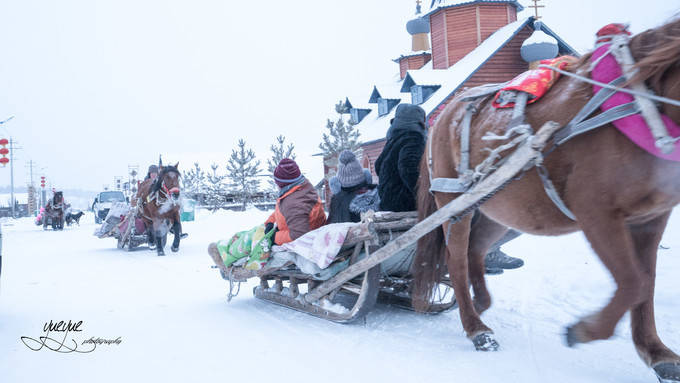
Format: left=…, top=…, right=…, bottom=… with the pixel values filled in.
left=352, top=77, right=407, bottom=142
left=418, top=17, right=530, bottom=115
left=522, top=30, right=558, bottom=46
left=354, top=18, right=529, bottom=143
left=392, top=49, right=431, bottom=63
left=427, top=0, right=524, bottom=15
left=352, top=16, right=577, bottom=145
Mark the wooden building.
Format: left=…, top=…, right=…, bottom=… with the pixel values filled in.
left=334, top=0, right=577, bottom=187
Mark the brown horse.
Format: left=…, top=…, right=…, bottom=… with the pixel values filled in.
left=43, top=191, right=65, bottom=230
left=137, top=160, right=183, bottom=256
left=413, top=18, right=680, bottom=380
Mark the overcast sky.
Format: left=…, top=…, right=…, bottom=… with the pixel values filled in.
left=0, top=0, right=678, bottom=192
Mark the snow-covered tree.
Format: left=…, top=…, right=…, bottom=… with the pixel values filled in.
left=267, top=135, right=296, bottom=191
left=319, top=100, right=362, bottom=179
left=226, top=139, right=261, bottom=211
left=204, top=163, right=226, bottom=211
left=319, top=100, right=361, bottom=157
left=182, top=162, right=206, bottom=198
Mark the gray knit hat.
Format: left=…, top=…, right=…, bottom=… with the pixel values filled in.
left=337, top=150, right=365, bottom=188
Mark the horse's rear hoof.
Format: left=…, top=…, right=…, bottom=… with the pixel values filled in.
left=157, top=251, right=165, bottom=256
left=472, top=332, right=499, bottom=351
left=565, top=325, right=583, bottom=347
left=653, top=362, right=680, bottom=383
left=171, top=246, right=179, bottom=252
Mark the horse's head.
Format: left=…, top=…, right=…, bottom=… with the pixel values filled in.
left=629, top=17, right=680, bottom=123
left=156, top=162, right=181, bottom=202
left=53, top=191, right=63, bottom=205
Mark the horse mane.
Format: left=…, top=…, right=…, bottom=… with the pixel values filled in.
left=628, top=16, right=680, bottom=89
left=151, top=165, right=180, bottom=194
left=564, top=17, right=680, bottom=96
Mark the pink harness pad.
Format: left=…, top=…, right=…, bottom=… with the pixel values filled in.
left=591, top=44, right=680, bottom=161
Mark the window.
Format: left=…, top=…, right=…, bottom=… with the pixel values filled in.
left=411, top=85, right=440, bottom=105
left=350, top=108, right=371, bottom=124
left=378, top=98, right=401, bottom=116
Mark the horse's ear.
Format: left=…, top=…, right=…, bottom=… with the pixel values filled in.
left=174, top=162, right=179, bottom=170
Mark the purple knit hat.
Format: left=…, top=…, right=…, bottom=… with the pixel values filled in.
left=274, top=158, right=303, bottom=188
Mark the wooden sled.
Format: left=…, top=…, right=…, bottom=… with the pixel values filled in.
left=220, top=121, right=560, bottom=324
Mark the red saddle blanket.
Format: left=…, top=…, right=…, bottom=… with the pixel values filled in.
left=492, top=56, right=578, bottom=108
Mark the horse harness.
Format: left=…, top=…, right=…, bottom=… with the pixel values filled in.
left=428, top=30, right=680, bottom=222
left=137, top=179, right=180, bottom=220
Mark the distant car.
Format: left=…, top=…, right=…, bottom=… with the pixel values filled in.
left=93, top=191, right=128, bottom=224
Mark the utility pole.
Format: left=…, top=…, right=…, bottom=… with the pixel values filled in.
left=10, top=138, right=14, bottom=218
left=28, top=160, right=34, bottom=186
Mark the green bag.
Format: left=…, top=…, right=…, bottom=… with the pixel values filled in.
left=216, top=225, right=275, bottom=270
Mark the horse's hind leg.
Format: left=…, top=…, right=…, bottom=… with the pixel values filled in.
left=566, top=213, right=646, bottom=346
left=443, top=214, right=498, bottom=351
left=468, top=212, right=510, bottom=314
left=629, top=212, right=680, bottom=381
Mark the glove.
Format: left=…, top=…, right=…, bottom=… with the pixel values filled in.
left=265, top=222, right=274, bottom=234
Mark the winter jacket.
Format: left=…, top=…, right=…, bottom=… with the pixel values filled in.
left=327, top=182, right=377, bottom=224
left=265, top=178, right=326, bottom=245
left=375, top=104, right=427, bottom=212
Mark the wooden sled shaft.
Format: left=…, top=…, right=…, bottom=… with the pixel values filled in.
left=305, top=121, right=561, bottom=303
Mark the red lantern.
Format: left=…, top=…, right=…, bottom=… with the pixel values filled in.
left=0, top=157, right=9, bottom=166
left=0, top=148, right=8, bottom=155
left=0, top=138, right=7, bottom=146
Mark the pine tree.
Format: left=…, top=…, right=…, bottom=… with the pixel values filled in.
left=319, top=100, right=362, bottom=179
left=226, top=139, right=261, bottom=211
left=267, top=135, right=296, bottom=192
left=204, top=163, right=226, bottom=212
left=182, top=162, right=206, bottom=199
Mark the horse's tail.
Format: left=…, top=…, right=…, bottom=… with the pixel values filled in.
left=411, top=153, right=447, bottom=313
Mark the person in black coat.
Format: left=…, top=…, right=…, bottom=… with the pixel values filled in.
left=375, top=104, right=427, bottom=212
left=375, top=103, right=524, bottom=273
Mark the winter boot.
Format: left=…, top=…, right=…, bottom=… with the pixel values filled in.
left=484, top=249, right=524, bottom=270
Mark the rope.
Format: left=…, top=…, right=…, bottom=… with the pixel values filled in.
left=473, top=125, right=533, bottom=181
left=538, top=64, right=680, bottom=108
left=227, top=268, right=242, bottom=302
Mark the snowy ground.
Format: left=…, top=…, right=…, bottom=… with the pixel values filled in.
left=0, top=208, right=678, bottom=383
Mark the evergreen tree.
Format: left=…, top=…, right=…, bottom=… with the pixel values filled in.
left=319, top=100, right=362, bottom=179
left=226, top=139, right=261, bottom=211
left=204, top=163, right=226, bottom=211
left=182, top=162, right=206, bottom=199
left=267, top=135, right=296, bottom=192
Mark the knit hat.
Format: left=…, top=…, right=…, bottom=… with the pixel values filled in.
left=148, top=165, right=158, bottom=174
left=274, top=158, right=303, bottom=188
left=336, top=150, right=365, bottom=188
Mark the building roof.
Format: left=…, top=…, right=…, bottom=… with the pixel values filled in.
left=392, top=50, right=431, bottom=63
left=426, top=0, right=524, bottom=17
left=352, top=16, right=577, bottom=144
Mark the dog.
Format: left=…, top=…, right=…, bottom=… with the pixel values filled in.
left=65, top=211, right=85, bottom=226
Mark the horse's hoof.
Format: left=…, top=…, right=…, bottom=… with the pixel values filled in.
left=565, top=325, right=583, bottom=348
left=653, top=362, right=680, bottom=383
left=157, top=251, right=165, bottom=256
left=171, top=246, right=179, bottom=252
left=472, top=332, right=499, bottom=352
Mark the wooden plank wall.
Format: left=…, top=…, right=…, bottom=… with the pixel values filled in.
left=428, top=25, right=532, bottom=125
left=478, top=4, right=517, bottom=41
left=430, top=11, right=448, bottom=69
left=445, top=6, right=479, bottom=65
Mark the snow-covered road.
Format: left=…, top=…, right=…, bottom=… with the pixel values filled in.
left=0, top=209, right=678, bottom=382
